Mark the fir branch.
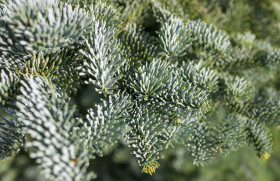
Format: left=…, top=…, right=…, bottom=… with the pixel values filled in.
left=158, top=15, right=191, bottom=59
left=119, top=23, right=158, bottom=64
left=1, top=0, right=93, bottom=53
left=16, top=76, right=95, bottom=181
left=160, top=117, right=202, bottom=148
left=246, top=119, right=273, bottom=160
left=186, top=20, right=231, bottom=56
left=0, top=67, right=19, bottom=105
left=0, top=117, right=25, bottom=160
left=179, top=61, right=219, bottom=93
left=158, top=75, right=209, bottom=119
left=0, top=0, right=279, bottom=179
left=125, top=106, right=165, bottom=175
left=222, top=74, right=254, bottom=103
left=129, top=59, right=171, bottom=100
left=250, top=98, right=280, bottom=125
left=79, top=20, right=125, bottom=94
left=186, top=121, right=214, bottom=166
left=86, top=1, right=121, bottom=29
left=214, top=114, right=247, bottom=155
left=82, top=92, right=133, bottom=157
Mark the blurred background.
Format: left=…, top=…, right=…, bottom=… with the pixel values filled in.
left=1, top=0, right=280, bottom=180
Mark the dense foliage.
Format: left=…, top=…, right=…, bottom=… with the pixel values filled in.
left=1, top=0, right=280, bottom=180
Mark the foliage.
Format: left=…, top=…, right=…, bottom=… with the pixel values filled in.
left=1, top=0, right=280, bottom=180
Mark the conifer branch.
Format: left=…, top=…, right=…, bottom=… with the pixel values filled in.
left=16, top=76, right=95, bottom=181
left=0, top=117, right=24, bottom=160
left=79, top=20, right=125, bottom=94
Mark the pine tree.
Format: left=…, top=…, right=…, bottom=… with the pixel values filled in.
left=1, top=0, right=280, bottom=180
